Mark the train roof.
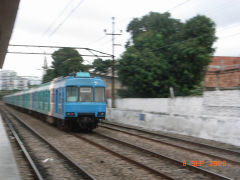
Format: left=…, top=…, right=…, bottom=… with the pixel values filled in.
left=4, top=72, right=105, bottom=97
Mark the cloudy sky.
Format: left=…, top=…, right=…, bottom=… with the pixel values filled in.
left=3, top=0, right=240, bottom=78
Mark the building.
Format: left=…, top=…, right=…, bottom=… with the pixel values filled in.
left=205, top=56, right=240, bottom=90
left=0, top=70, right=41, bottom=90
left=28, top=77, right=42, bottom=86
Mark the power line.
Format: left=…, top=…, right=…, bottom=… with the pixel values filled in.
left=8, top=29, right=240, bottom=59
left=9, top=44, right=112, bottom=57
left=42, top=0, right=75, bottom=36
left=117, top=0, right=192, bottom=26
left=126, top=29, right=240, bottom=54
left=6, top=51, right=111, bottom=58
left=86, top=36, right=108, bottom=46
left=201, top=0, right=237, bottom=16
left=167, top=0, right=191, bottom=12
left=49, top=0, right=85, bottom=37
left=218, top=32, right=240, bottom=40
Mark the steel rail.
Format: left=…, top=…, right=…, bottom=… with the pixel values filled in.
left=101, top=121, right=240, bottom=156
left=1, top=111, right=44, bottom=180
left=99, top=124, right=240, bottom=165
left=94, top=131, right=233, bottom=180
left=72, top=133, right=174, bottom=180
left=5, top=109, right=97, bottom=180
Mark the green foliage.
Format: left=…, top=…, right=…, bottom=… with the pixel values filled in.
left=42, top=69, right=54, bottom=84
left=189, top=84, right=204, bottom=96
left=92, top=58, right=112, bottom=74
left=118, top=12, right=216, bottom=97
left=42, top=48, right=89, bottom=83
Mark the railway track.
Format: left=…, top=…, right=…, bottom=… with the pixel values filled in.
left=99, top=122, right=240, bottom=157
left=1, top=105, right=237, bottom=179
left=73, top=133, right=173, bottom=180
left=99, top=122, right=240, bottom=164
left=98, top=121, right=240, bottom=179
left=2, top=111, right=44, bottom=180
left=74, top=132, right=232, bottom=180
left=2, top=105, right=163, bottom=180
left=1, top=108, right=96, bottom=180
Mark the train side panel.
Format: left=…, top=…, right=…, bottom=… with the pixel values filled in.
left=4, top=72, right=107, bottom=131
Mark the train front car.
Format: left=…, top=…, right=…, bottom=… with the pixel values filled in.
left=64, top=72, right=106, bottom=131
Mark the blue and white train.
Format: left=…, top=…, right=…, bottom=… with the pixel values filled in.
left=4, top=72, right=106, bottom=131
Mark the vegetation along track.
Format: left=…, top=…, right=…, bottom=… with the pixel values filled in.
left=98, top=121, right=240, bottom=179
left=1, top=108, right=96, bottom=180
left=74, top=131, right=233, bottom=180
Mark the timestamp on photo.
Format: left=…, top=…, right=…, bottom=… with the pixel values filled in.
left=182, top=160, right=227, bottom=167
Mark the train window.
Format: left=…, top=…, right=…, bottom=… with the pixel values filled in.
left=79, top=87, right=93, bottom=102
left=66, top=86, right=78, bottom=102
left=95, top=87, right=105, bottom=102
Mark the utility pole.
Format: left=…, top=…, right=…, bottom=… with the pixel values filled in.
left=104, top=17, right=122, bottom=108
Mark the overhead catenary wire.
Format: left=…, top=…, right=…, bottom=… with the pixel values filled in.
left=200, top=0, right=237, bottom=16
left=124, top=29, right=240, bottom=55
left=42, top=0, right=75, bottom=36
left=218, top=31, right=240, bottom=40
left=166, top=0, right=191, bottom=12
left=6, top=51, right=111, bottom=58
left=8, top=44, right=113, bottom=58
left=8, top=28, right=240, bottom=58
left=48, top=0, right=85, bottom=37
left=86, top=36, right=108, bottom=46
left=9, top=44, right=112, bottom=56
left=117, top=0, right=192, bottom=25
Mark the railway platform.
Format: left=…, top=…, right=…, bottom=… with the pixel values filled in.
left=0, top=114, right=21, bottom=180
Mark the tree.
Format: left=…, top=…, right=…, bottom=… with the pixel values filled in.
left=91, top=58, right=112, bottom=74
left=42, top=48, right=89, bottom=83
left=117, top=12, right=216, bottom=97
left=42, top=69, right=54, bottom=84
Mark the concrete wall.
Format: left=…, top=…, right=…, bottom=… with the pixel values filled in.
left=106, top=90, right=240, bottom=146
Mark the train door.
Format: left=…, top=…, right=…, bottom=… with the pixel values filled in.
left=60, top=88, right=64, bottom=114
left=47, top=91, right=50, bottom=113
left=54, top=88, right=64, bottom=115
left=42, top=91, right=45, bottom=111
left=58, top=88, right=62, bottom=114
left=55, top=89, right=58, bottom=113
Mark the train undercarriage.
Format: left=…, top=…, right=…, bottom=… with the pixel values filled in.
left=6, top=104, right=101, bottom=132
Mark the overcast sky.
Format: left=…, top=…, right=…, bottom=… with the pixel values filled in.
left=3, top=0, right=240, bottom=78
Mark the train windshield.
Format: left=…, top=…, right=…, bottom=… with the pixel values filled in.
left=66, top=86, right=78, bottom=102
left=79, top=87, right=93, bottom=102
left=95, top=87, right=105, bottom=102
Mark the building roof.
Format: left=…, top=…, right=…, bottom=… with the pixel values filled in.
left=0, top=0, right=20, bottom=68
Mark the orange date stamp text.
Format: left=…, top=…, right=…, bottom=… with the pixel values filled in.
left=183, top=160, right=227, bottom=167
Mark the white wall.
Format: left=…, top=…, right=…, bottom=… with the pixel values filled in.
left=106, top=90, right=240, bottom=146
